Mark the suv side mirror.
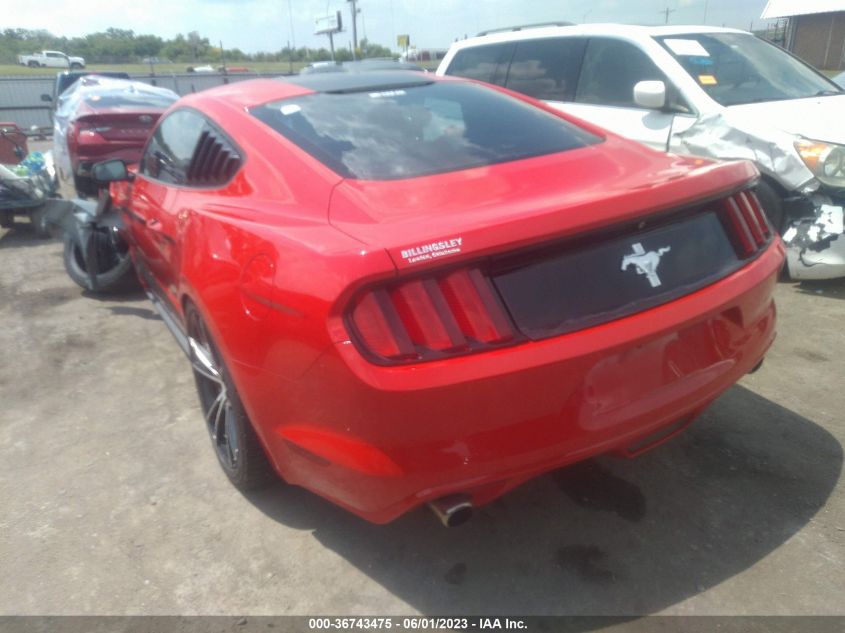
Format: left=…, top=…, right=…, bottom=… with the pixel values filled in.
left=92, top=159, right=131, bottom=184
left=633, top=80, right=666, bottom=110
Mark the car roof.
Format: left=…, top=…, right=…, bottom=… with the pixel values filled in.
left=288, top=70, right=432, bottom=92
left=185, top=71, right=439, bottom=111
left=449, top=22, right=749, bottom=50
left=56, top=71, right=132, bottom=96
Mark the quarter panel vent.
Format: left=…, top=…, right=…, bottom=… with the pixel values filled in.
left=186, top=128, right=241, bottom=186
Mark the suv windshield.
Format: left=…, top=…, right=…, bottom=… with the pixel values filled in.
left=655, top=32, right=842, bottom=106
left=251, top=80, right=600, bottom=180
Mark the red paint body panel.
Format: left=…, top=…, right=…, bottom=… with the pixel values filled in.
left=121, top=76, right=785, bottom=523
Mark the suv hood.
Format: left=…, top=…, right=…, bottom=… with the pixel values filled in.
left=727, top=94, right=845, bottom=145
left=329, top=135, right=759, bottom=271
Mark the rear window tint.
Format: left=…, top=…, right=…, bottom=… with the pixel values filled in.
left=250, top=80, right=600, bottom=180
left=506, top=37, right=587, bottom=102
left=444, top=43, right=513, bottom=84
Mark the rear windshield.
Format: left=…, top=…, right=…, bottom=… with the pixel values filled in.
left=250, top=80, right=601, bottom=180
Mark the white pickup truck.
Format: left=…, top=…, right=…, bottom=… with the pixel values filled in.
left=18, top=51, right=85, bottom=69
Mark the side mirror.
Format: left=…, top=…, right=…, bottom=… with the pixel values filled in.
left=92, top=159, right=131, bottom=184
left=41, top=93, right=53, bottom=102
left=633, top=80, right=666, bottom=110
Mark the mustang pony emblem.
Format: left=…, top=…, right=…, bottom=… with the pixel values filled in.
left=621, top=242, right=671, bottom=288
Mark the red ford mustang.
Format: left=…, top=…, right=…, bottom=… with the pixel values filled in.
left=97, top=72, right=785, bottom=525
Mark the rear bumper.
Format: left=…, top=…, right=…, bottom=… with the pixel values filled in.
left=237, top=241, right=784, bottom=523
left=73, top=147, right=144, bottom=177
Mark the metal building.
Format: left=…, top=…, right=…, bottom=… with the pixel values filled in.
left=762, top=0, right=845, bottom=70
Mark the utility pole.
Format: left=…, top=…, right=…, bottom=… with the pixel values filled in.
left=660, top=5, right=676, bottom=24
left=287, top=0, right=295, bottom=50
left=348, top=0, right=359, bottom=60
left=703, top=0, right=709, bottom=24
left=286, top=0, right=295, bottom=74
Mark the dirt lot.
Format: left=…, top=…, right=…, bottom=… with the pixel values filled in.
left=1, top=173, right=843, bottom=615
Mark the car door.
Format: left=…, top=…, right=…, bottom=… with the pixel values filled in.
left=126, top=109, right=205, bottom=308
left=561, top=37, right=695, bottom=151
left=46, top=52, right=67, bottom=68
left=503, top=36, right=587, bottom=105
left=442, top=41, right=514, bottom=86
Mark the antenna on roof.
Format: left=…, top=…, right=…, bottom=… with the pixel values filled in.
left=477, top=22, right=574, bottom=37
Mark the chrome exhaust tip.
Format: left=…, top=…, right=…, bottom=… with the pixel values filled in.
left=428, top=494, right=473, bottom=527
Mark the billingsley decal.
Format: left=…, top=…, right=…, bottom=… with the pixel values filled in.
left=400, top=237, right=463, bottom=264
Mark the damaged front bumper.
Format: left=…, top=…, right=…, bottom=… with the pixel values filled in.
left=782, top=193, right=845, bottom=280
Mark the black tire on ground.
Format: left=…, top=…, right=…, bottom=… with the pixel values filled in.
left=27, top=61, right=38, bottom=68
left=753, top=180, right=786, bottom=235
left=0, top=211, right=12, bottom=228
left=185, top=302, right=276, bottom=490
left=62, top=230, right=137, bottom=293
left=70, top=63, right=83, bottom=69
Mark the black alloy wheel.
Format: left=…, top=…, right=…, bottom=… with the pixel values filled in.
left=185, top=303, right=275, bottom=489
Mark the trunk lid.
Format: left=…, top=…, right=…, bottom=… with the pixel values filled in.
left=75, top=110, right=162, bottom=142
left=329, top=136, right=760, bottom=271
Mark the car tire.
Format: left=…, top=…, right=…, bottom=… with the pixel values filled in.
left=63, top=229, right=137, bottom=293
left=70, top=63, right=83, bottom=69
left=185, top=303, right=276, bottom=490
left=0, top=210, right=13, bottom=228
left=27, top=61, right=38, bottom=68
left=753, top=180, right=786, bottom=235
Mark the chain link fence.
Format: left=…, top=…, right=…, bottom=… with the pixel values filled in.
left=0, top=72, right=289, bottom=133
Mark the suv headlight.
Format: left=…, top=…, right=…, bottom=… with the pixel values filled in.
left=795, top=139, right=845, bottom=188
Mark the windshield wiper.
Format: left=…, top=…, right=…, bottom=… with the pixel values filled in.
left=814, top=90, right=842, bottom=96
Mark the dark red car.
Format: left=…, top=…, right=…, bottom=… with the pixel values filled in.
left=53, top=77, right=178, bottom=196
left=98, top=72, right=784, bottom=525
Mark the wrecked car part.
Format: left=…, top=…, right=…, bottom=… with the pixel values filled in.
left=40, top=195, right=136, bottom=293
left=670, top=116, right=845, bottom=280
left=669, top=111, right=814, bottom=192
left=782, top=199, right=845, bottom=280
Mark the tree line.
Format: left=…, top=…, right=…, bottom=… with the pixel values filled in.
left=0, top=28, right=393, bottom=65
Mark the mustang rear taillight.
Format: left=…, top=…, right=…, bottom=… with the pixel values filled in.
left=721, top=189, right=772, bottom=258
left=349, top=268, right=516, bottom=364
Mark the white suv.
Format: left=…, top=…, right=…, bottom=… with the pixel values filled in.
left=438, top=24, right=845, bottom=280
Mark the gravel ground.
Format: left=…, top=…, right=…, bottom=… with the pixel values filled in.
left=1, top=151, right=843, bottom=616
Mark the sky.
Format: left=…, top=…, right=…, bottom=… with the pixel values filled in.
left=9, top=0, right=779, bottom=54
